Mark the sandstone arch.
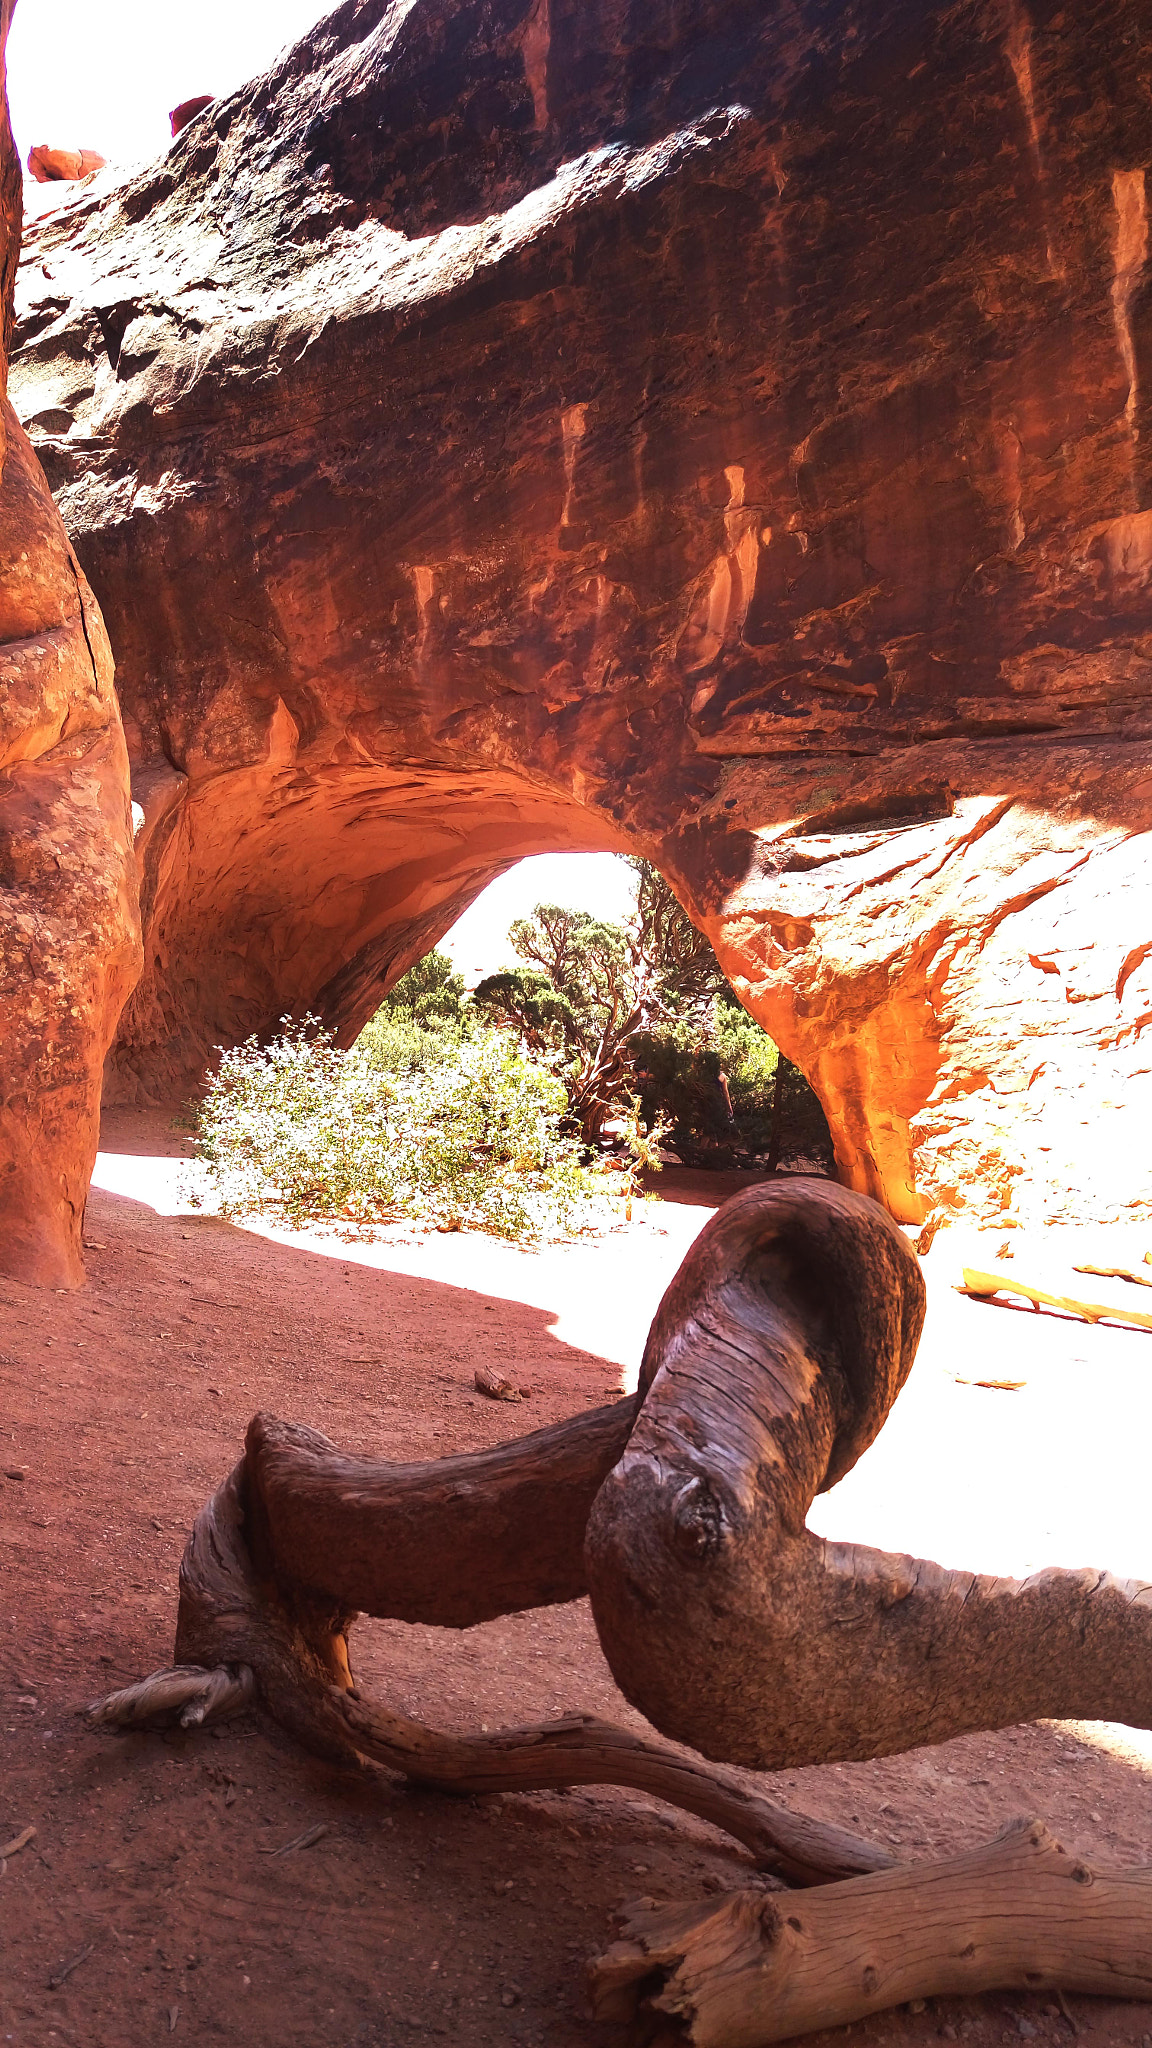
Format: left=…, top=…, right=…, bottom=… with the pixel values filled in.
left=12, top=0, right=1152, bottom=1234
left=0, top=0, right=139, bottom=1288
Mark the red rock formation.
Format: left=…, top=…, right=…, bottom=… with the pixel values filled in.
left=27, top=145, right=106, bottom=183
left=168, top=98, right=213, bottom=139
left=11, top=0, right=1152, bottom=1229
left=0, top=10, right=139, bottom=1285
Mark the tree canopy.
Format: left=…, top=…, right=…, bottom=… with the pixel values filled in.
left=473, top=862, right=830, bottom=1166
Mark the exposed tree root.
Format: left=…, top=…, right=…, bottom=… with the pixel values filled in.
left=85, top=1451, right=893, bottom=1888
left=589, top=1817, right=1152, bottom=2046
left=86, top=1662, right=255, bottom=1730
left=586, top=1190, right=1152, bottom=1766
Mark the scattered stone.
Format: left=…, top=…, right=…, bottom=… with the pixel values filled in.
left=27, top=144, right=106, bottom=183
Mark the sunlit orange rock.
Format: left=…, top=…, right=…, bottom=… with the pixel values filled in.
left=11, top=0, right=1152, bottom=1229
left=0, top=18, right=139, bottom=1286
left=27, top=144, right=105, bottom=183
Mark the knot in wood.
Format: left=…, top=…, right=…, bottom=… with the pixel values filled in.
left=668, top=1476, right=725, bottom=1561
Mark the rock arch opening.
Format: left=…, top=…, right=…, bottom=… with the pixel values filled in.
left=109, top=752, right=638, bottom=1103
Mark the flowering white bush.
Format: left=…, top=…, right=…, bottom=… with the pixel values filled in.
left=189, top=1016, right=606, bottom=1240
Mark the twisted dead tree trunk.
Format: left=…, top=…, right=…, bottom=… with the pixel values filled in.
left=585, top=1183, right=1152, bottom=1766
left=87, top=1180, right=1152, bottom=2036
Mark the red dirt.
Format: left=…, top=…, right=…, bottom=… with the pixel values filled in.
left=2, top=1111, right=1151, bottom=2048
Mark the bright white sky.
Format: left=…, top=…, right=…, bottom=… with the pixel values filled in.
left=441, top=854, right=637, bottom=987
left=7, top=3, right=637, bottom=959
left=7, top=0, right=335, bottom=193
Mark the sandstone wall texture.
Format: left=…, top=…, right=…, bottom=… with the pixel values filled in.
left=12, top=0, right=1152, bottom=1230
left=0, top=0, right=140, bottom=1287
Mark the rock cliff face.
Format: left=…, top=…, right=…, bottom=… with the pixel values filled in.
left=0, top=0, right=139, bottom=1286
left=12, top=0, right=1152, bottom=1228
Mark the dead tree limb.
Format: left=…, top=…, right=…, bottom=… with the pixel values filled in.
left=961, top=1266, right=1152, bottom=1332
left=589, top=1817, right=1152, bottom=2046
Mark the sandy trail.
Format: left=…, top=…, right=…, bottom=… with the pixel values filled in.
left=2, top=1109, right=1150, bottom=2048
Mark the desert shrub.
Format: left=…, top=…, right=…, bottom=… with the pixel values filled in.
left=374, top=949, right=469, bottom=1030
left=473, top=864, right=832, bottom=1168
left=354, top=949, right=474, bottom=1074
left=356, top=1010, right=462, bottom=1076
left=190, top=1016, right=604, bottom=1239
left=631, top=1003, right=832, bottom=1169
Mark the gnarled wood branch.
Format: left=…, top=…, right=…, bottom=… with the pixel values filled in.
left=589, top=1817, right=1152, bottom=2046
left=585, top=1183, right=1152, bottom=1767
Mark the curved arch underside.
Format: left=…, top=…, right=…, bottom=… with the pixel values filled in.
left=8, top=0, right=1152, bottom=1280
left=114, top=751, right=629, bottom=1096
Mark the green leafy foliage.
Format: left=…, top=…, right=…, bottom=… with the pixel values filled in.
left=189, top=1012, right=605, bottom=1240
left=376, top=950, right=469, bottom=1028
left=476, top=863, right=831, bottom=1168
left=632, top=997, right=832, bottom=1168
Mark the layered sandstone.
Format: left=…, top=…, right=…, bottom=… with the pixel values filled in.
left=0, top=0, right=140, bottom=1285
left=12, top=0, right=1152, bottom=1228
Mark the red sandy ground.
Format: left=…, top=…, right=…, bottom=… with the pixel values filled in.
left=2, top=1111, right=1152, bottom=2048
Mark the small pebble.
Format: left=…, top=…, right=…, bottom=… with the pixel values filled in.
left=500, top=1986, right=521, bottom=2008
left=908, top=1999, right=926, bottom=2015
left=4, top=1468, right=26, bottom=1481
left=1017, top=2022, right=1038, bottom=2039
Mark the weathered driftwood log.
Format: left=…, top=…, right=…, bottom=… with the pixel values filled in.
left=585, top=1183, right=1152, bottom=1767
left=589, top=1817, right=1152, bottom=2046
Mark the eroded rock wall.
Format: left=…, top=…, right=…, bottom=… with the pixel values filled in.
left=0, top=0, right=140, bottom=1286
left=12, top=0, right=1152, bottom=1228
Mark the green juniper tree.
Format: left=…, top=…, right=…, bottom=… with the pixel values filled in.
left=475, top=863, right=831, bottom=1168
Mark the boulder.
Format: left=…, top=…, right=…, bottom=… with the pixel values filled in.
left=0, top=7, right=140, bottom=1286
left=11, top=0, right=1152, bottom=1228
left=27, top=145, right=106, bottom=183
